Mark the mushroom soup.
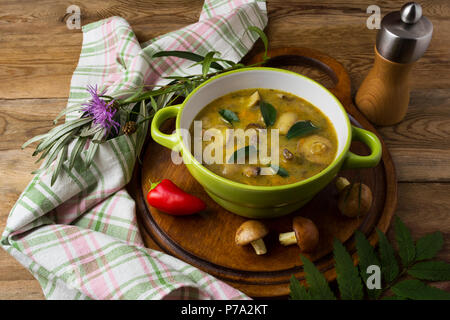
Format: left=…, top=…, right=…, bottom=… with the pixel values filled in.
left=189, top=88, right=338, bottom=186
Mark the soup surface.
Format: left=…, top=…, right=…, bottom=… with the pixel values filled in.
left=189, top=88, right=338, bottom=186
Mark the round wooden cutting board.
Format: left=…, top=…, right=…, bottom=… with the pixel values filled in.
left=129, top=48, right=397, bottom=298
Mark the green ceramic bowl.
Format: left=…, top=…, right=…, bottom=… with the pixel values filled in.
left=151, top=68, right=381, bottom=218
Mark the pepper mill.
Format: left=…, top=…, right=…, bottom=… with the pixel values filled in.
left=355, top=2, right=433, bottom=125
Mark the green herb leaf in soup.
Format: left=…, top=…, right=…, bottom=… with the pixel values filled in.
left=228, top=145, right=257, bottom=164
left=270, top=164, right=289, bottom=177
left=260, top=101, right=277, bottom=127
left=286, top=120, right=319, bottom=139
left=219, top=109, right=239, bottom=124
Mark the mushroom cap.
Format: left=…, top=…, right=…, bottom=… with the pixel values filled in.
left=292, top=216, right=319, bottom=253
left=297, top=135, right=333, bottom=165
left=235, top=220, right=269, bottom=246
left=338, top=182, right=373, bottom=218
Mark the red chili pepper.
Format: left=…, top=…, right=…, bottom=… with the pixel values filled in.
left=146, top=179, right=206, bottom=215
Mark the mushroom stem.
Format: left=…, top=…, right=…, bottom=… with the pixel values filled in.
left=336, top=177, right=351, bottom=192
left=279, top=231, right=297, bottom=246
left=250, top=238, right=267, bottom=255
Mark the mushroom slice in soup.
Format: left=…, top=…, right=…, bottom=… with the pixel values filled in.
left=297, top=135, right=333, bottom=164
left=274, top=112, right=298, bottom=135
left=246, top=91, right=260, bottom=108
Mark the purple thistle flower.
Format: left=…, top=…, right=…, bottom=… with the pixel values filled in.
left=82, top=85, right=120, bottom=134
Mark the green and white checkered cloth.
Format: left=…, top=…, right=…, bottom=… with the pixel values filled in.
left=2, top=0, right=267, bottom=300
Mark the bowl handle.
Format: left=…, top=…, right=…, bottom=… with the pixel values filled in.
left=342, top=126, right=382, bottom=169
left=151, top=104, right=182, bottom=151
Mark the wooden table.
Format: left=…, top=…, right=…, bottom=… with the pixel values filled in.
left=0, top=0, right=448, bottom=299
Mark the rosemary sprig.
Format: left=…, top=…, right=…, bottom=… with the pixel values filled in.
left=22, top=26, right=270, bottom=186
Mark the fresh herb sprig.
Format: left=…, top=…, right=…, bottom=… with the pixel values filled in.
left=23, top=26, right=270, bottom=185
left=290, top=216, right=450, bottom=300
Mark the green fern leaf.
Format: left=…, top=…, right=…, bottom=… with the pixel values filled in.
left=355, top=231, right=381, bottom=299
left=376, top=228, right=399, bottom=283
left=408, top=261, right=450, bottom=281
left=392, top=279, right=450, bottom=300
left=415, top=232, right=444, bottom=261
left=300, top=254, right=336, bottom=300
left=333, top=239, right=364, bottom=300
left=289, top=275, right=311, bottom=300
left=394, top=216, right=415, bottom=267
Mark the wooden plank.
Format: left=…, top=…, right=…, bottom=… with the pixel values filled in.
left=378, top=89, right=450, bottom=150
left=0, top=281, right=44, bottom=300
left=0, top=0, right=203, bottom=36
left=390, top=182, right=450, bottom=263
left=0, top=250, right=35, bottom=282
left=0, top=99, right=62, bottom=151
left=0, top=0, right=449, bottom=99
left=378, top=89, right=450, bottom=182
left=0, top=0, right=205, bottom=99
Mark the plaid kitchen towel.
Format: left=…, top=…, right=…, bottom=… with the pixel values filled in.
left=2, top=0, right=267, bottom=300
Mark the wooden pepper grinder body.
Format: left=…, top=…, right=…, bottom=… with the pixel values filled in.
left=356, top=47, right=414, bottom=125
left=355, top=2, right=433, bottom=126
